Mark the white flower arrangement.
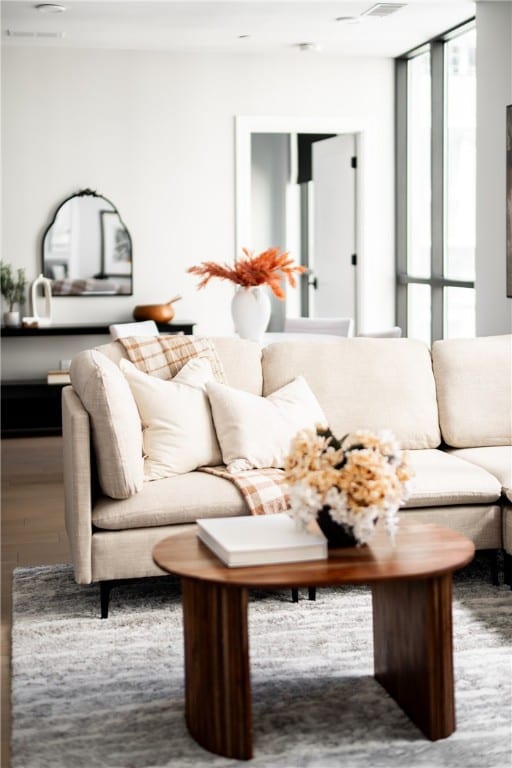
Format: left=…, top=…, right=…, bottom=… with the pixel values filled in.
left=284, top=426, right=414, bottom=545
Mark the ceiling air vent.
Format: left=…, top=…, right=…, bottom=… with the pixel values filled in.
left=6, top=30, right=36, bottom=38
left=361, top=3, right=407, bottom=18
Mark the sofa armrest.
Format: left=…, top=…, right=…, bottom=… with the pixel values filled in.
left=62, top=386, right=93, bottom=584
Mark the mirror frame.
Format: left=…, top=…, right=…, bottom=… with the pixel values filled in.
left=41, top=188, right=133, bottom=296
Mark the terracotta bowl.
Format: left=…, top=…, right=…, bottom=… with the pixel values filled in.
left=133, top=303, right=175, bottom=323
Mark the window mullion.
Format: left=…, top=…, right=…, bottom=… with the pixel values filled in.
left=431, top=40, right=445, bottom=343
left=395, top=58, right=408, bottom=335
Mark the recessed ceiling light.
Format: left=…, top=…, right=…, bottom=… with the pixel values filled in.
left=238, top=35, right=250, bottom=39
left=297, top=42, right=321, bottom=53
left=35, top=3, right=66, bottom=13
left=335, top=16, right=360, bottom=25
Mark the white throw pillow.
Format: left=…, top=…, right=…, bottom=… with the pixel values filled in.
left=206, top=376, right=327, bottom=472
left=120, top=357, right=222, bottom=480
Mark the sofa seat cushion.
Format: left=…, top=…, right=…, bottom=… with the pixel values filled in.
left=262, top=338, right=441, bottom=449
left=403, top=449, right=502, bottom=508
left=92, top=470, right=249, bottom=530
left=400, top=505, right=502, bottom=550
left=446, top=446, right=512, bottom=501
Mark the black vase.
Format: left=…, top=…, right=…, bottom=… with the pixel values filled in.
left=316, top=506, right=358, bottom=548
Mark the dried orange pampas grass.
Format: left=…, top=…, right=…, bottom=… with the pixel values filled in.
left=187, top=247, right=306, bottom=299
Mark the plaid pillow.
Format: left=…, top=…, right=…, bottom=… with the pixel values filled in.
left=118, top=334, right=227, bottom=382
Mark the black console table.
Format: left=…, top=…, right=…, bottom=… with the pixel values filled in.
left=1, top=320, right=195, bottom=437
left=0, top=321, right=195, bottom=337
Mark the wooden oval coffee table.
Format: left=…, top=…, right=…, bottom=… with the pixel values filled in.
left=153, top=520, right=474, bottom=760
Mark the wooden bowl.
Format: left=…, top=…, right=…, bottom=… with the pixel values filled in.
left=133, top=303, right=175, bottom=323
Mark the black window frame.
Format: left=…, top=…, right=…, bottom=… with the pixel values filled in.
left=395, top=18, right=476, bottom=343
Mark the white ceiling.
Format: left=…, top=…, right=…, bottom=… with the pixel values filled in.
left=1, top=0, right=477, bottom=57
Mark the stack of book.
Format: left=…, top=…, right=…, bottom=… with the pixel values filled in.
left=47, top=369, right=71, bottom=385
left=196, top=513, right=327, bottom=567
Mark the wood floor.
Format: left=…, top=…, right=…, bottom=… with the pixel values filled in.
left=1, top=436, right=69, bottom=768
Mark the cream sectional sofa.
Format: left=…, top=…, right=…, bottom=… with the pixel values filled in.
left=62, top=334, right=512, bottom=617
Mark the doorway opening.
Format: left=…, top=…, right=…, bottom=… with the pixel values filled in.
left=236, top=117, right=360, bottom=332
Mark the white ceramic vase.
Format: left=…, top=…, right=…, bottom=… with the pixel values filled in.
left=3, top=310, right=20, bottom=327
left=31, top=273, right=53, bottom=326
left=231, top=285, right=271, bottom=343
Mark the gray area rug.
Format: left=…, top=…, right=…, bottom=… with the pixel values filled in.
left=11, top=557, right=512, bottom=768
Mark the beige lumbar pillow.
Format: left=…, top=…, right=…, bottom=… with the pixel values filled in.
left=206, top=376, right=327, bottom=472
left=120, top=357, right=222, bottom=480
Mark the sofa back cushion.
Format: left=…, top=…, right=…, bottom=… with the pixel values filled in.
left=69, top=350, right=144, bottom=499
left=262, top=338, right=441, bottom=449
left=209, top=337, right=263, bottom=394
left=432, top=334, right=512, bottom=447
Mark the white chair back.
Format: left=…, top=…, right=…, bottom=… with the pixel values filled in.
left=109, top=320, right=159, bottom=340
left=284, top=317, right=353, bottom=337
left=357, top=327, right=402, bottom=338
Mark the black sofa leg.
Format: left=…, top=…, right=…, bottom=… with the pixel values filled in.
left=485, top=549, right=502, bottom=587
left=489, top=550, right=500, bottom=587
left=100, top=581, right=114, bottom=619
left=504, top=552, right=512, bottom=587
left=291, top=587, right=317, bottom=602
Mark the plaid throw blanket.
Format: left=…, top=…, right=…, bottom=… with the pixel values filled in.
left=118, top=334, right=227, bottom=382
left=200, top=466, right=290, bottom=516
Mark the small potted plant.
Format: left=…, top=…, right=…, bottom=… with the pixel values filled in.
left=1, top=261, right=27, bottom=327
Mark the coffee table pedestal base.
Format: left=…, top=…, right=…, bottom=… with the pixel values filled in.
left=372, top=574, right=455, bottom=740
left=181, top=572, right=456, bottom=760
left=181, top=577, right=253, bottom=759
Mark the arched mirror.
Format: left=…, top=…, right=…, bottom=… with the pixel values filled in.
left=42, top=189, right=133, bottom=295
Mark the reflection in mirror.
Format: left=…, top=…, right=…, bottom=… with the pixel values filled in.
left=42, top=189, right=133, bottom=295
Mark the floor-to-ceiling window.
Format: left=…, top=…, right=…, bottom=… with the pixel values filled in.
left=396, top=21, right=476, bottom=344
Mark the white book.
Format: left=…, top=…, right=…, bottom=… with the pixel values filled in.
left=196, top=513, right=327, bottom=567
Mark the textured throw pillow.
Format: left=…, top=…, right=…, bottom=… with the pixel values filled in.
left=118, top=334, right=227, bottom=382
left=120, top=357, right=222, bottom=480
left=206, top=376, right=327, bottom=472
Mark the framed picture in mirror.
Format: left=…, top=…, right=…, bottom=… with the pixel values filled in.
left=507, top=104, right=512, bottom=298
left=101, top=211, right=132, bottom=276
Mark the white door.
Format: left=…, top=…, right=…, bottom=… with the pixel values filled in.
left=309, top=134, right=356, bottom=320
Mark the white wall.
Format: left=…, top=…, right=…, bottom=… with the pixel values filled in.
left=476, top=1, right=512, bottom=335
left=1, top=46, right=394, bottom=376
